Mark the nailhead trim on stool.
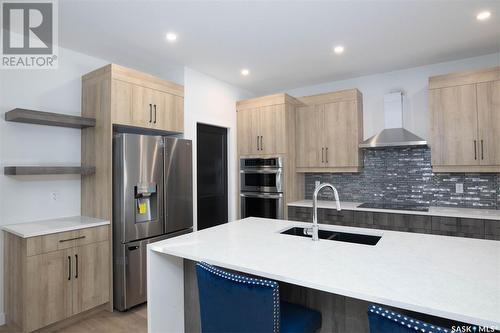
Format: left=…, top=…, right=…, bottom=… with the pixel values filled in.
left=197, top=262, right=281, bottom=332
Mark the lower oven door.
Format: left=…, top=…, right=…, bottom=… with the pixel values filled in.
left=240, top=192, right=284, bottom=220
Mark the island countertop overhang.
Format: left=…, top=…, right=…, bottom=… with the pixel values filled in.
left=148, top=217, right=500, bottom=328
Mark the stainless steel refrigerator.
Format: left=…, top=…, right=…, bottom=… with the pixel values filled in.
left=112, top=133, right=193, bottom=311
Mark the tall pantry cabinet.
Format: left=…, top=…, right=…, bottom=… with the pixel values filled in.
left=81, top=64, right=184, bottom=310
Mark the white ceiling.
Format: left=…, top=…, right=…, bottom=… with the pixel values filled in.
left=59, top=1, right=500, bottom=95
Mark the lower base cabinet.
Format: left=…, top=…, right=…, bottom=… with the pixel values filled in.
left=5, top=226, right=110, bottom=332
left=288, top=206, right=497, bottom=240
left=25, top=249, right=73, bottom=332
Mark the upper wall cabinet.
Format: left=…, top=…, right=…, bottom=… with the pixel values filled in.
left=236, top=94, right=302, bottom=156
left=86, top=64, right=184, bottom=133
left=429, top=67, right=500, bottom=172
left=295, top=89, right=363, bottom=173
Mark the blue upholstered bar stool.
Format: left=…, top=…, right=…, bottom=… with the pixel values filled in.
left=368, top=304, right=450, bottom=333
left=196, top=262, right=322, bottom=333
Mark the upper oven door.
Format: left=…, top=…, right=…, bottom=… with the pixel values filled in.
left=240, top=168, right=283, bottom=193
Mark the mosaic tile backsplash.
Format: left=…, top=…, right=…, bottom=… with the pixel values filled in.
left=304, top=147, right=500, bottom=209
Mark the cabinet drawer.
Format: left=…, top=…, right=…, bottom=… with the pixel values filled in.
left=75, top=225, right=109, bottom=246
left=353, top=211, right=374, bottom=228
left=320, top=209, right=353, bottom=226
left=373, top=213, right=408, bottom=231
left=456, top=218, right=484, bottom=239
left=485, top=220, right=500, bottom=240
left=27, top=230, right=78, bottom=257
left=288, top=206, right=311, bottom=222
left=431, top=216, right=458, bottom=236
left=26, top=226, right=109, bottom=256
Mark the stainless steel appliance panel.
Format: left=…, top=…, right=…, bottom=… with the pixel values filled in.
left=240, top=168, right=283, bottom=193
left=113, top=133, right=164, bottom=244
left=240, top=192, right=284, bottom=219
left=240, top=157, right=284, bottom=193
left=113, top=229, right=191, bottom=311
left=164, top=137, right=193, bottom=233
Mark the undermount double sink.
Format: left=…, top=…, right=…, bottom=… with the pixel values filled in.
left=281, top=226, right=381, bottom=246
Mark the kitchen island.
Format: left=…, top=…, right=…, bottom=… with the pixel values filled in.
left=147, top=217, right=500, bottom=332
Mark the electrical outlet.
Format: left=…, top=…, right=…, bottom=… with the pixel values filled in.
left=315, top=180, right=320, bottom=188
left=50, top=190, right=60, bottom=201
left=455, top=183, right=464, bottom=194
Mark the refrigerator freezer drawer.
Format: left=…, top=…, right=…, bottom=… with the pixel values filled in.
left=113, top=229, right=192, bottom=311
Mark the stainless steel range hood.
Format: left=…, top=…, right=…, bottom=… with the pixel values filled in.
left=359, top=128, right=427, bottom=148
left=359, top=91, right=427, bottom=148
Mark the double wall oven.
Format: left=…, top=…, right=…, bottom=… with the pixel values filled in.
left=240, top=157, right=284, bottom=219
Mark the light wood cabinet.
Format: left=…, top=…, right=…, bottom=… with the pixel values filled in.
left=73, top=241, right=110, bottom=314
left=477, top=80, right=500, bottom=166
left=157, top=93, right=184, bottom=133
left=236, top=95, right=296, bottom=156
left=429, top=67, right=500, bottom=172
left=429, top=84, right=478, bottom=167
left=100, top=64, right=184, bottom=133
left=25, top=249, right=73, bottom=332
left=259, top=104, right=287, bottom=155
left=4, top=226, right=110, bottom=332
left=236, top=107, right=259, bottom=155
left=296, top=105, right=323, bottom=168
left=113, top=79, right=183, bottom=132
left=111, top=79, right=133, bottom=126
left=295, top=89, right=363, bottom=173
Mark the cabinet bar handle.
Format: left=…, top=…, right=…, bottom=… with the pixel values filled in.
left=75, top=254, right=78, bottom=279
left=326, top=147, right=329, bottom=163
left=59, top=235, right=86, bottom=243
left=153, top=104, right=157, bottom=124
left=149, top=104, right=152, bottom=123
left=321, top=148, right=324, bottom=163
left=481, top=140, right=484, bottom=160
left=68, top=256, right=71, bottom=280
left=257, top=136, right=260, bottom=150
left=260, top=136, right=263, bottom=151
left=474, top=140, right=477, bottom=160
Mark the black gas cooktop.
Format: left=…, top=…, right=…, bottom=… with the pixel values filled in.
left=357, top=202, right=429, bottom=212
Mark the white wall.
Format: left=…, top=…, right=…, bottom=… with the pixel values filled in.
left=285, top=53, right=500, bottom=141
left=183, top=67, right=253, bottom=230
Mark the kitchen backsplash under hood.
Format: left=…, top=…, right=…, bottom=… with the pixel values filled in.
left=359, top=91, right=427, bottom=148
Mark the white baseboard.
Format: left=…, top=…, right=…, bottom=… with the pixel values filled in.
left=0, top=312, right=5, bottom=326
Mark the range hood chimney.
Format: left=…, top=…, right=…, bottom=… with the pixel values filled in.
left=359, top=91, right=427, bottom=148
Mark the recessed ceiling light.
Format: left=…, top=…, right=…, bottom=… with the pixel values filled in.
left=333, top=45, right=344, bottom=54
left=241, top=69, right=250, bottom=76
left=166, top=32, right=177, bottom=42
left=477, top=11, right=491, bottom=21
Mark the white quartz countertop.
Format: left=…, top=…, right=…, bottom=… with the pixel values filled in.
left=288, top=200, right=500, bottom=221
left=2, top=216, right=110, bottom=238
left=150, top=217, right=500, bottom=328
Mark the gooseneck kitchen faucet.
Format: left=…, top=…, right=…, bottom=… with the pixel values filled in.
left=309, top=183, right=341, bottom=241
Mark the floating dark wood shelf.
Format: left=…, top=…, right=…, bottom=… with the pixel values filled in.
left=4, top=166, right=96, bottom=176
left=5, top=108, right=96, bottom=129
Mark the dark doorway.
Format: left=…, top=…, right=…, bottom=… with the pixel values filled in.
left=197, top=123, right=228, bottom=230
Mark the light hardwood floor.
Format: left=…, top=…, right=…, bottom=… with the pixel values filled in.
left=0, top=305, right=147, bottom=333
